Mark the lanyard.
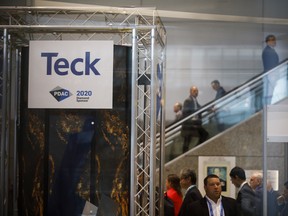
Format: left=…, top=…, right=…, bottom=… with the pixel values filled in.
left=206, top=198, right=224, bottom=216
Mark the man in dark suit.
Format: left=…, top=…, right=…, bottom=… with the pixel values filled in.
left=211, top=80, right=226, bottom=100
left=262, top=34, right=279, bottom=72
left=210, top=80, right=227, bottom=131
left=261, top=34, right=279, bottom=105
left=184, top=174, right=239, bottom=216
left=229, top=166, right=256, bottom=216
left=249, top=172, right=280, bottom=216
left=181, top=86, right=209, bottom=152
left=178, top=169, right=202, bottom=216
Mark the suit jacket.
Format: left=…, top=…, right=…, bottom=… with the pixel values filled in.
left=237, top=183, right=256, bottom=216
left=178, top=186, right=202, bottom=216
left=253, top=185, right=280, bottom=216
left=184, top=196, right=240, bottom=216
left=262, top=45, right=279, bottom=72
left=254, top=184, right=263, bottom=216
left=267, top=189, right=280, bottom=216
left=182, top=96, right=201, bottom=118
left=181, top=96, right=203, bottom=137
left=215, top=87, right=226, bottom=100
left=280, top=203, right=288, bottom=216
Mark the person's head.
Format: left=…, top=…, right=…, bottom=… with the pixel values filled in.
left=180, top=169, right=197, bottom=189
left=229, top=166, right=246, bottom=188
left=249, top=172, right=263, bottom=190
left=190, top=86, right=199, bottom=98
left=211, top=80, right=220, bottom=91
left=213, top=167, right=221, bottom=177
left=173, top=102, right=182, bottom=113
left=204, top=174, right=222, bottom=203
left=166, top=174, right=182, bottom=196
left=265, top=34, right=277, bottom=47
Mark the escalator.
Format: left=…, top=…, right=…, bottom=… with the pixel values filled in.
left=160, top=59, right=288, bottom=163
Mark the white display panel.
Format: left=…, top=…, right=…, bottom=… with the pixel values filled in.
left=267, top=105, right=288, bottom=142
left=28, top=40, right=113, bottom=109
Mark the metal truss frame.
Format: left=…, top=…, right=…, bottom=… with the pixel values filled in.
left=0, top=6, right=166, bottom=216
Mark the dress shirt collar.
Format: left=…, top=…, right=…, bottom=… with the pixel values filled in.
left=239, top=181, right=247, bottom=191
left=205, top=194, right=222, bottom=205
left=185, top=184, right=196, bottom=196
left=205, top=195, right=224, bottom=216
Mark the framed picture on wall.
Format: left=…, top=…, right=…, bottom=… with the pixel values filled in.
left=198, top=156, right=236, bottom=198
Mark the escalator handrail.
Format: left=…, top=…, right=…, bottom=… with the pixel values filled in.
left=164, top=58, right=288, bottom=135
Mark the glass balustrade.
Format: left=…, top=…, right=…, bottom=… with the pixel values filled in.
left=159, top=59, right=288, bottom=163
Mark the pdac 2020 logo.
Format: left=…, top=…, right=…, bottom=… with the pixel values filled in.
left=50, top=86, right=72, bottom=102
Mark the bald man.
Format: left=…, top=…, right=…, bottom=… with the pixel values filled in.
left=181, top=86, right=209, bottom=152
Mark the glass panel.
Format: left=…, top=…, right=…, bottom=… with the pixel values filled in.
left=161, top=60, right=288, bottom=163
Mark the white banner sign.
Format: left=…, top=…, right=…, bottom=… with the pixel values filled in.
left=28, top=40, right=113, bottom=109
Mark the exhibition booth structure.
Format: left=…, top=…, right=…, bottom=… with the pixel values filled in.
left=0, top=7, right=166, bottom=216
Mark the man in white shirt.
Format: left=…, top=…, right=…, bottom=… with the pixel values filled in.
left=184, top=174, right=239, bottom=216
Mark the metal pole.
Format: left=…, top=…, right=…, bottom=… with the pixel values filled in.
left=5, top=33, right=11, bottom=216
left=1, top=28, right=8, bottom=216
left=130, top=27, right=138, bottom=216
left=149, top=27, right=156, bottom=216
left=262, top=106, right=268, bottom=216
left=13, top=48, right=20, bottom=216
left=159, top=50, right=166, bottom=216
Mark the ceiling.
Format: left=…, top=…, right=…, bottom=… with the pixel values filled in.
left=34, top=0, right=288, bottom=19
left=29, top=0, right=288, bottom=34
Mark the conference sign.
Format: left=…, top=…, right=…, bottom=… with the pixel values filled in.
left=28, top=40, right=113, bottom=109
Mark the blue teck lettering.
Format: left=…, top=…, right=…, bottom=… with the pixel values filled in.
left=41, top=52, right=101, bottom=76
